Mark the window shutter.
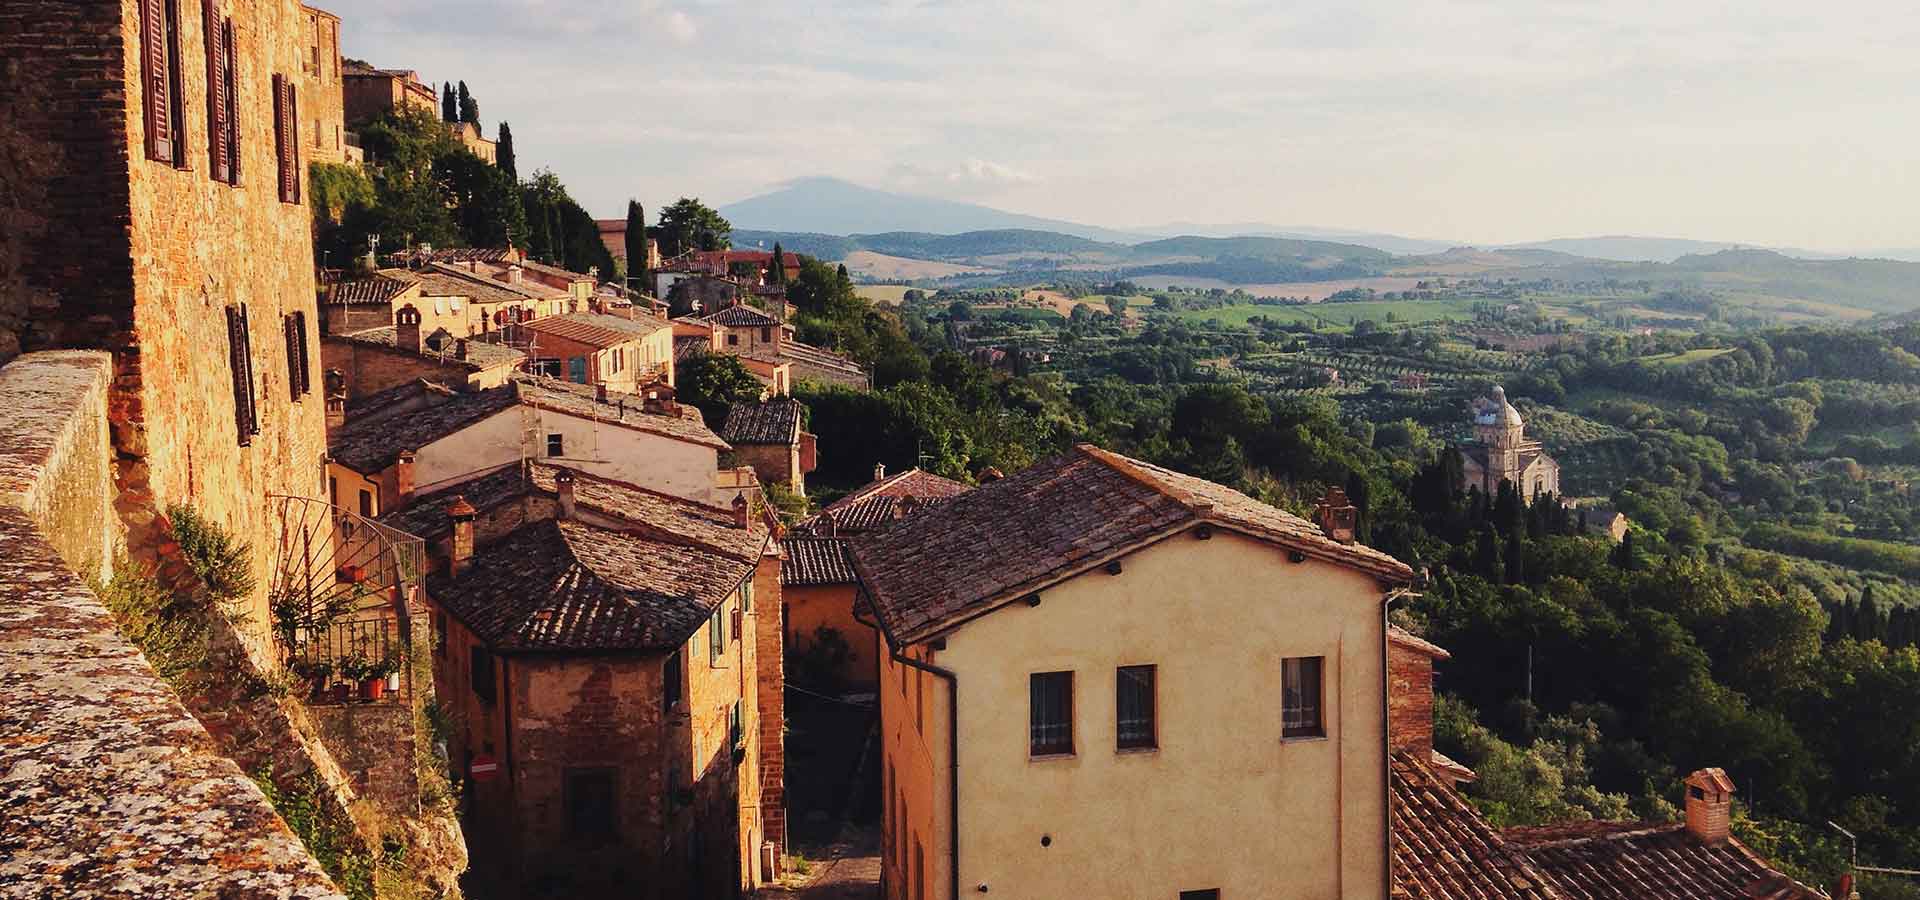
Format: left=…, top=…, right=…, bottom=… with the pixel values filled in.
left=273, top=74, right=299, bottom=203
left=285, top=311, right=310, bottom=398
left=296, top=311, right=310, bottom=396
left=203, top=0, right=228, bottom=182
left=223, top=19, right=239, bottom=181
left=227, top=304, right=258, bottom=444
left=141, top=0, right=174, bottom=162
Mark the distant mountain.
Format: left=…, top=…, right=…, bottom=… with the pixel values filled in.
left=1132, top=223, right=1457, bottom=256
left=720, top=177, right=1149, bottom=245
left=1499, top=235, right=1841, bottom=263
left=1131, top=235, right=1392, bottom=264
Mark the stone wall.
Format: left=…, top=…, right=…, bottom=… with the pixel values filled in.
left=0, top=350, right=344, bottom=898
left=1388, top=638, right=1437, bottom=758
left=753, top=553, right=788, bottom=860
left=298, top=6, right=347, bottom=165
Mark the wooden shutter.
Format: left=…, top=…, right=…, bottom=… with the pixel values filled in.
left=273, top=74, right=299, bottom=202
left=203, top=0, right=228, bottom=182
left=140, top=0, right=174, bottom=162
left=226, top=304, right=258, bottom=444
left=284, top=311, right=310, bottom=398
left=223, top=19, right=240, bottom=181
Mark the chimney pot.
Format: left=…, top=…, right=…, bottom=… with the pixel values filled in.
left=818, top=511, right=837, bottom=538
left=455, top=338, right=468, bottom=361
left=447, top=496, right=477, bottom=577
left=1314, top=486, right=1358, bottom=544
left=1683, top=768, right=1735, bottom=845
left=395, top=450, right=417, bottom=502
left=395, top=304, right=424, bottom=354
left=979, top=467, right=1005, bottom=482
left=554, top=467, right=576, bottom=520
left=732, top=492, right=751, bottom=529
left=873, top=462, right=887, bottom=482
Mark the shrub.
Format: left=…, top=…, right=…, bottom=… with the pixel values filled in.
left=166, top=505, right=257, bottom=603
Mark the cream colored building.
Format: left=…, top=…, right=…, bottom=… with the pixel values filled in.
left=852, top=444, right=1414, bottom=900
left=1459, top=385, right=1560, bottom=500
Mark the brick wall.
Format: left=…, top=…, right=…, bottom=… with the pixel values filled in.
left=733, top=442, right=802, bottom=494
left=1388, top=638, right=1437, bottom=758
left=322, top=336, right=484, bottom=400
left=297, top=6, right=345, bottom=165
left=753, top=554, right=788, bottom=859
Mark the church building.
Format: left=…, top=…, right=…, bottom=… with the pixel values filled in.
left=1458, top=385, right=1560, bottom=500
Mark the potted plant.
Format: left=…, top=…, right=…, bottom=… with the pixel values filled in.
left=291, top=659, right=332, bottom=700
left=336, top=654, right=369, bottom=703
left=384, top=654, right=403, bottom=694
left=361, top=654, right=398, bottom=701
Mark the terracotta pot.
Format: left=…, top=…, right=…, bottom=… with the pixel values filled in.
left=362, top=678, right=386, bottom=701
left=307, top=677, right=329, bottom=700
left=331, top=682, right=352, bottom=703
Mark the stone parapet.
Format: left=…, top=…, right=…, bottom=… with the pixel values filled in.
left=0, top=352, right=343, bottom=898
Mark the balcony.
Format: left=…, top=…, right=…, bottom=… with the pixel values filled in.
left=268, top=494, right=426, bottom=705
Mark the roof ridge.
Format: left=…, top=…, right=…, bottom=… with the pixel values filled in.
left=528, top=461, right=736, bottom=516
left=1512, top=822, right=1685, bottom=849
left=1073, top=443, right=1214, bottom=513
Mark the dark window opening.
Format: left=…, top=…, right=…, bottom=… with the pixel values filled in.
left=546, top=433, right=564, bottom=457
left=1116, top=665, right=1157, bottom=750
left=471, top=645, right=496, bottom=703
left=1179, top=891, right=1221, bottom=900
left=1029, top=671, right=1074, bottom=756
left=663, top=648, right=682, bottom=713
left=564, top=768, right=618, bottom=841
left=357, top=489, right=372, bottom=518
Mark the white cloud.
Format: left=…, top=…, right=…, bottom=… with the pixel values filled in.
left=663, top=10, right=696, bottom=43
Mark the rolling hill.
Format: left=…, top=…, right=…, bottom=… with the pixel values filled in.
left=720, top=177, right=1147, bottom=244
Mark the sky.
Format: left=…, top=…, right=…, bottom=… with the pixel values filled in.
left=327, top=0, right=1920, bottom=251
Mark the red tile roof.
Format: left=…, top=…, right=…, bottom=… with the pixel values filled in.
left=325, top=273, right=417, bottom=305
left=719, top=398, right=804, bottom=446
left=852, top=444, right=1413, bottom=644
left=782, top=537, right=859, bottom=587
left=1392, top=751, right=1560, bottom=900
left=803, top=468, right=969, bottom=536
left=521, top=311, right=669, bottom=349
left=1504, top=822, right=1824, bottom=900
left=1390, top=625, right=1452, bottom=660
left=426, top=518, right=752, bottom=652
left=702, top=304, right=781, bottom=328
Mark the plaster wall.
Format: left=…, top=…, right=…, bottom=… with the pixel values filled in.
left=411, top=407, right=720, bottom=505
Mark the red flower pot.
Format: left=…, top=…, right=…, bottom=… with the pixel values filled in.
left=362, top=678, right=386, bottom=701
left=331, top=682, right=352, bottom=703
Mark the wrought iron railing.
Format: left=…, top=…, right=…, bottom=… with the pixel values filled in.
left=268, top=494, right=426, bottom=704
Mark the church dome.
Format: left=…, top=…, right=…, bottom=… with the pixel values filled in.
left=1474, top=385, right=1524, bottom=429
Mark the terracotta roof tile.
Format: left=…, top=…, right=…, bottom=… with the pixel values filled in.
left=782, top=537, right=859, bottom=586
left=1505, top=822, right=1824, bottom=900
left=740, top=340, right=869, bottom=388
left=797, top=468, right=969, bottom=537
left=1390, top=625, right=1453, bottom=660
left=851, top=445, right=1412, bottom=644
left=425, top=519, right=750, bottom=652
left=327, top=326, right=525, bottom=370
left=719, top=398, right=803, bottom=446
left=329, top=386, right=519, bottom=474
left=325, top=273, right=416, bottom=305
left=702, top=305, right=781, bottom=328
left=1391, top=751, right=1562, bottom=900
left=512, top=375, right=727, bottom=449
left=521, top=311, right=670, bottom=349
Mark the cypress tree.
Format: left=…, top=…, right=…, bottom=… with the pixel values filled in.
left=1612, top=531, right=1637, bottom=571
left=624, top=200, right=648, bottom=293
left=1345, top=471, right=1372, bottom=544
left=441, top=82, right=457, bottom=122
left=1473, top=525, right=1502, bottom=580
left=457, top=81, right=479, bottom=126
left=768, top=241, right=787, bottom=286
left=497, top=122, right=517, bottom=180
left=1858, top=586, right=1882, bottom=643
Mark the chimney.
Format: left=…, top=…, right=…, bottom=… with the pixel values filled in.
left=595, top=383, right=609, bottom=403
left=979, top=467, right=1005, bottom=482
left=732, top=492, right=751, bottom=529
left=554, top=467, right=576, bottom=520
left=1314, top=486, right=1358, bottom=544
left=817, top=511, right=837, bottom=538
left=447, top=496, right=477, bottom=577
left=1683, top=768, right=1735, bottom=845
left=1387, top=631, right=1446, bottom=761
left=325, top=393, right=347, bottom=432
left=394, top=450, right=417, bottom=502
left=893, top=494, right=921, bottom=521
left=507, top=265, right=523, bottom=285
left=455, top=339, right=469, bottom=361
left=395, top=305, right=424, bottom=353
left=873, top=462, right=887, bottom=482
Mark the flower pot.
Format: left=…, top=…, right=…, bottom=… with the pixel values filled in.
left=331, top=682, right=352, bottom=703
left=386, top=672, right=402, bottom=693
left=362, top=678, right=386, bottom=701
left=307, top=676, right=329, bottom=700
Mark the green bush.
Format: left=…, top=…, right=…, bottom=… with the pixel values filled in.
left=166, top=505, right=257, bottom=603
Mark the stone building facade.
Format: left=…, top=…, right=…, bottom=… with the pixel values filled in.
left=2, top=0, right=330, bottom=662
left=1458, top=385, right=1561, bottom=501
left=341, top=60, right=436, bottom=124
left=299, top=4, right=348, bottom=164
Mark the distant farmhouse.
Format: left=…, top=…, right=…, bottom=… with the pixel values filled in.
left=1458, top=385, right=1561, bottom=500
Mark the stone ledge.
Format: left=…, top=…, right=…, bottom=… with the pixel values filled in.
left=0, top=349, right=118, bottom=574
left=0, top=505, right=346, bottom=899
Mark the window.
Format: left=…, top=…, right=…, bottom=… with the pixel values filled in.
left=1029, top=671, right=1074, bottom=756
left=471, top=646, right=496, bottom=703
left=546, top=433, right=564, bottom=457
left=729, top=701, right=743, bottom=748
left=568, top=356, right=588, bottom=384
left=760, top=327, right=771, bottom=342
left=727, top=333, right=739, bottom=346
left=139, top=0, right=186, bottom=165
left=271, top=73, right=300, bottom=203
left=224, top=304, right=257, bottom=444
left=1179, top=891, right=1221, bottom=900
left=564, top=768, right=617, bottom=841
left=534, top=357, right=563, bottom=378
left=283, top=312, right=310, bottom=399
left=202, top=2, right=237, bottom=183
left=1282, top=656, right=1325, bottom=739
left=1116, top=665, right=1157, bottom=750
left=662, top=648, right=682, bottom=713
left=357, top=489, right=372, bottom=518
left=741, top=578, right=754, bottom=613
left=708, top=604, right=726, bottom=664
left=434, top=297, right=447, bottom=315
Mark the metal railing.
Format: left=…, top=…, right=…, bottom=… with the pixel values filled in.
left=268, top=494, right=426, bottom=704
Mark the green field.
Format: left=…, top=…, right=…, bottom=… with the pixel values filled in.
left=1165, top=298, right=1486, bottom=330
left=1636, top=348, right=1734, bottom=367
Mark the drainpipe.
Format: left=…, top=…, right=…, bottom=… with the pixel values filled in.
left=1381, top=585, right=1416, bottom=897
left=861, top=584, right=961, bottom=900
